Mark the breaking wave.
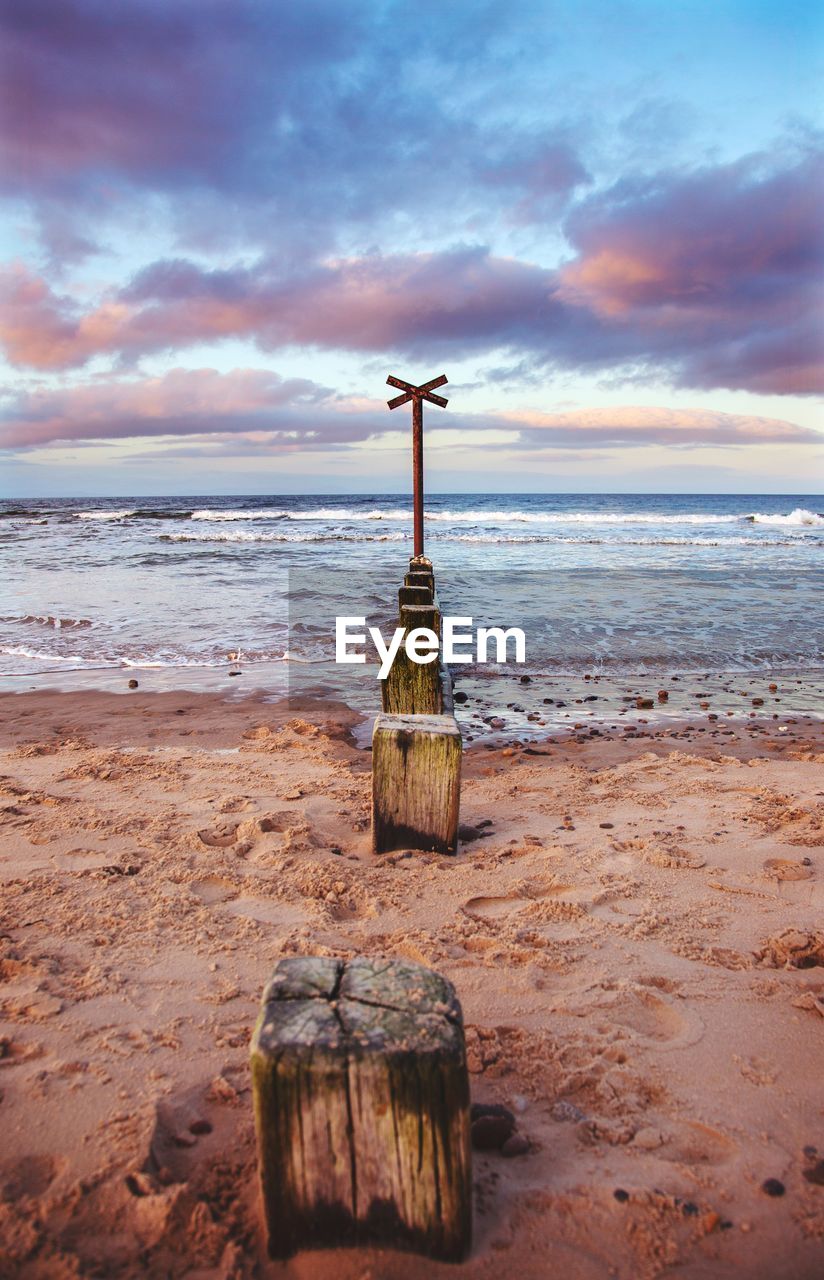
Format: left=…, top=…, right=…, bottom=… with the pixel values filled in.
left=745, top=508, right=824, bottom=527
left=2, top=614, right=93, bottom=629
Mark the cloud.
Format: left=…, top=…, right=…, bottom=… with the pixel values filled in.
left=2, top=367, right=817, bottom=455
left=0, top=367, right=337, bottom=448
left=2, top=140, right=821, bottom=398
left=0, top=250, right=561, bottom=369
left=0, top=0, right=588, bottom=261
left=558, top=149, right=824, bottom=393
left=499, top=405, right=820, bottom=449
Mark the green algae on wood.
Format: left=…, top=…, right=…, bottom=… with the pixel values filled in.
left=371, top=713, right=461, bottom=855
left=381, top=604, right=442, bottom=717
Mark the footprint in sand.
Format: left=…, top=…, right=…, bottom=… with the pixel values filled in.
left=463, top=878, right=573, bottom=921
left=197, top=822, right=240, bottom=848
left=574, top=985, right=705, bottom=1049
left=192, top=876, right=238, bottom=905
left=223, top=896, right=309, bottom=928
left=657, top=1119, right=738, bottom=1168
left=763, top=857, right=813, bottom=882
left=214, top=795, right=254, bottom=814
left=613, top=837, right=706, bottom=870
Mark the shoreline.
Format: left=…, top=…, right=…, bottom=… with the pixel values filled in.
left=1, top=663, right=823, bottom=749
left=1, top=687, right=822, bottom=1277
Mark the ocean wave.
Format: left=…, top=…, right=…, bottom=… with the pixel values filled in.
left=159, top=530, right=407, bottom=543
left=156, top=530, right=811, bottom=547
left=60, top=504, right=824, bottom=529
left=182, top=506, right=824, bottom=527
left=76, top=509, right=137, bottom=520
left=0, top=645, right=95, bottom=663
left=188, top=506, right=412, bottom=522
left=1, top=614, right=93, bottom=628
left=189, top=508, right=287, bottom=521
left=745, top=508, right=824, bottom=527
left=130, top=508, right=199, bottom=520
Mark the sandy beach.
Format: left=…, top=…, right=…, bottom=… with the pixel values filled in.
left=1, top=688, right=822, bottom=1279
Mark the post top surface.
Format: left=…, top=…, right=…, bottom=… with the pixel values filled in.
left=253, top=956, right=464, bottom=1057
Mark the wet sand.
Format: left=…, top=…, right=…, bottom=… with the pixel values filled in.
left=1, top=688, right=823, bottom=1279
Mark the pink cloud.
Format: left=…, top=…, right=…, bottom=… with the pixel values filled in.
left=0, top=368, right=334, bottom=448
left=1, top=149, right=821, bottom=396
left=2, top=369, right=817, bottom=454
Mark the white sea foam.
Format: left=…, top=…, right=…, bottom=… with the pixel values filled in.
left=190, top=508, right=288, bottom=521
left=0, top=645, right=94, bottom=663
left=186, top=507, right=824, bottom=527
left=746, top=508, right=824, bottom=527
left=159, top=527, right=404, bottom=542
left=70, top=504, right=824, bottom=529
left=189, top=506, right=411, bottom=522
left=445, top=534, right=799, bottom=546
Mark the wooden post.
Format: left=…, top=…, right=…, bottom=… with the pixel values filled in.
left=399, top=584, right=431, bottom=608
left=400, top=601, right=441, bottom=639
left=372, top=713, right=461, bottom=854
left=251, top=955, right=472, bottom=1261
left=405, top=570, right=434, bottom=591
left=381, top=604, right=442, bottom=715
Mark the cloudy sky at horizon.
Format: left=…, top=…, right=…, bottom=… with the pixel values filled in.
left=1, top=0, right=822, bottom=496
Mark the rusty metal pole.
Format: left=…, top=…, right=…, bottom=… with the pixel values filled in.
left=386, top=375, right=447, bottom=560
left=412, top=394, right=424, bottom=558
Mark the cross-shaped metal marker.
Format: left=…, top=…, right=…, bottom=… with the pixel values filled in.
left=386, top=373, right=448, bottom=558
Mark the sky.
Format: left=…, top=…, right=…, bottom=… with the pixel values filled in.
left=1, top=0, right=822, bottom=496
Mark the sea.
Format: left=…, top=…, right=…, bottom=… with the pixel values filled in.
left=1, top=494, right=822, bottom=737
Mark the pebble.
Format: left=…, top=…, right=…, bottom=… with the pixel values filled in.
left=127, top=678, right=138, bottom=689
left=613, top=1188, right=629, bottom=1203
left=599, top=821, right=614, bottom=829
left=520, top=674, right=531, bottom=683
left=551, top=1100, right=585, bottom=1123
left=453, top=690, right=468, bottom=703
left=761, top=1178, right=785, bottom=1197
left=632, top=1126, right=664, bottom=1150
left=501, top=1133, right=530, bottom=1157
left=471, top=1116, right=516, bottom=1152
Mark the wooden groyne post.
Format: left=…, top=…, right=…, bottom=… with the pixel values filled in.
left=251, top=956, right=472, bottom=1260
left=372, top=373, right=463, bottom=855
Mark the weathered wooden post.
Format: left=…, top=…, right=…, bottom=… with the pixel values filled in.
left=372, top=713, right=462, bottom=854
left=399, top=582, right=432, bottom=608
left=372, top=375, right=462, bottom=855
left=381, top=603, right=442, bottom=715
left=386, top=374, right=448, bottom=560
left=250, top=955, right=472, bottom=1261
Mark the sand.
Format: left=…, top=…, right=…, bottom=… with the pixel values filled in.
left=0, top=688, right=822, bottom=1279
